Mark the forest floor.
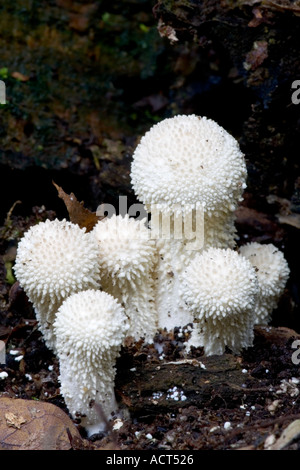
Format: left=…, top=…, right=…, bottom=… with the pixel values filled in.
left=1, top=0, right=300, bottom=452
left=0, top=205, right=300, bottom=451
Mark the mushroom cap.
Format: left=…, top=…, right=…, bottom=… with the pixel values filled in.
left=182, top=247, right=258, bottom=322
left=239, top=242, right=290, bottom=323
left=92, top=214, right=156, bottom=287
left=239, top=242, right=290, bottom=298
left=131, top=115, right=247, bottom=217
left=181, top=248, right=258, bottom=355
left=13, top=219, right=100, bottom=309
left=92, top=215, right=158, bottom=342
left=54, top=289, right=128, bottom=357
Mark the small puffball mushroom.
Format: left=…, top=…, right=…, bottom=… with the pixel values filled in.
left=181, top=247, right=259, bottom=356
left=13, top=219, right=100, bottom=350
left=239, top=242, right=290, bottom=324
left=54, top=289, right=129, bottom=435
left=92, top=214, right=158, bottom=343
left=130, top=115, right=247, bottom=330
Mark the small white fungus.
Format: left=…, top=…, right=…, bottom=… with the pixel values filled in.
left=54, top=289, right=129, bottom=435
left=181, top=247, right=259, bottom=355
left=239, top=242, right=290, bottom=324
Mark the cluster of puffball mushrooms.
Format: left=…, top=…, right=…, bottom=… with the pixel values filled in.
left=13, top=114, right=290, bottom=435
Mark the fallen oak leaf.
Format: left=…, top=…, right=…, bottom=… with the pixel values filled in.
left=5, top=412, right=26, bottom=429
left=53, top=181, right=101, bottom=232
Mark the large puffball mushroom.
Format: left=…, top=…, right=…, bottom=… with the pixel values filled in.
left=131, top=114, right=247, bottom=221
left=239, top=242, right=290, bottom=324
left=13, top=219, right=100, bottom=350
left=92, top=214, right=158, bottom=343
left=130, top=114, right=247, bottom=330
left=54, top=289, right=129, bottom=436
left=181, top=247, right=259, bottom=356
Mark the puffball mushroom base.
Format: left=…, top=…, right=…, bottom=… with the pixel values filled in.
left=181, top=248, right=259, bottom=356
left=13, top=219, right=101, bottom=351
left=54, top=289, right=129, bottom=435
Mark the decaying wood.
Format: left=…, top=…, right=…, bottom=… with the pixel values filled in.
left=116, top=325, right=300, bottom=418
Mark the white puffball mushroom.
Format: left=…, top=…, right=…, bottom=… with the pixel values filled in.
left=54, top=289, right=129, bottom=436
left=130, top=115, right=247, bottom=331
left=13, top=219, right=100, bottom=350
left=239, top=242, right=290, bottom=324
left=131, top=114, right=247, bottom=237
left=181, top=247, right=259, bottom=356
left=92, top=214, right=158, bottom=343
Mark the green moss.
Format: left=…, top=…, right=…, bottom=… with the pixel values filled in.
left=0, top=1, right=166, bottom=170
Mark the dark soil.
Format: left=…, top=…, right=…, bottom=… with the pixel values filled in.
left=1, top=0, right=300, bottom=452
left=1, top=272, right=300, bottom=451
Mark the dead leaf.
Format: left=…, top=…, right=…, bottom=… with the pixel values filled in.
left=5, top=412, right=26, bottom=429
left=270, top=419, right=300, bottom=450
left=244, top=41, right=268, bottom=71
left=68, top=4, right=98, bottom=31
left=157, top=19, right=178, bottom=43
left=0, top=397, right=81, bottom=450
left=266, top=194, right=300, bottom=229
left=69, top=13, right=90, bottom=32
left=248, top=6, right=271, bottom=27
left=278, top=214, right=300, bottom=229
left=262, top=0, right=300, bottom=17
left=53, top=181, right=101, bottom=231
left=11, top=71, right=30, bottom=82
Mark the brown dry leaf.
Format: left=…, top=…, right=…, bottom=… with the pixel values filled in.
left=278, top=214, right=300, bottom=229
left=262, top=0, right=300, bottom=16
left=0, top=397, right=82, bottom=450
left=68, top=4, right=98, bottom=31
left=53, top=181, right=100, bottom=232
left=5, top=412, right=26, bottom=429
left=244, top=40, right=268, bottom=71
left=270, top=419, right=300, bottom=450
left=11, top=71, right=30, bottom=82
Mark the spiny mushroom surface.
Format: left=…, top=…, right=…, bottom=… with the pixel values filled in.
left=13, top=219, right=100, bottom=350
left=181, top=247, right=259, bottom=356
left=239, top=242, right=290, bottom=324
left=130, top=114, right=247, bottom=330
left=131, top=114, right=247, bottom=220
left=92, top=214, right=158, bottom=343
left=54, top=289, right=129, bottom=435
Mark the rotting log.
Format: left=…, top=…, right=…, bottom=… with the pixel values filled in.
left=116, top=353, right=260, bottom=418
left=115, top=325, right=300, bottom=419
